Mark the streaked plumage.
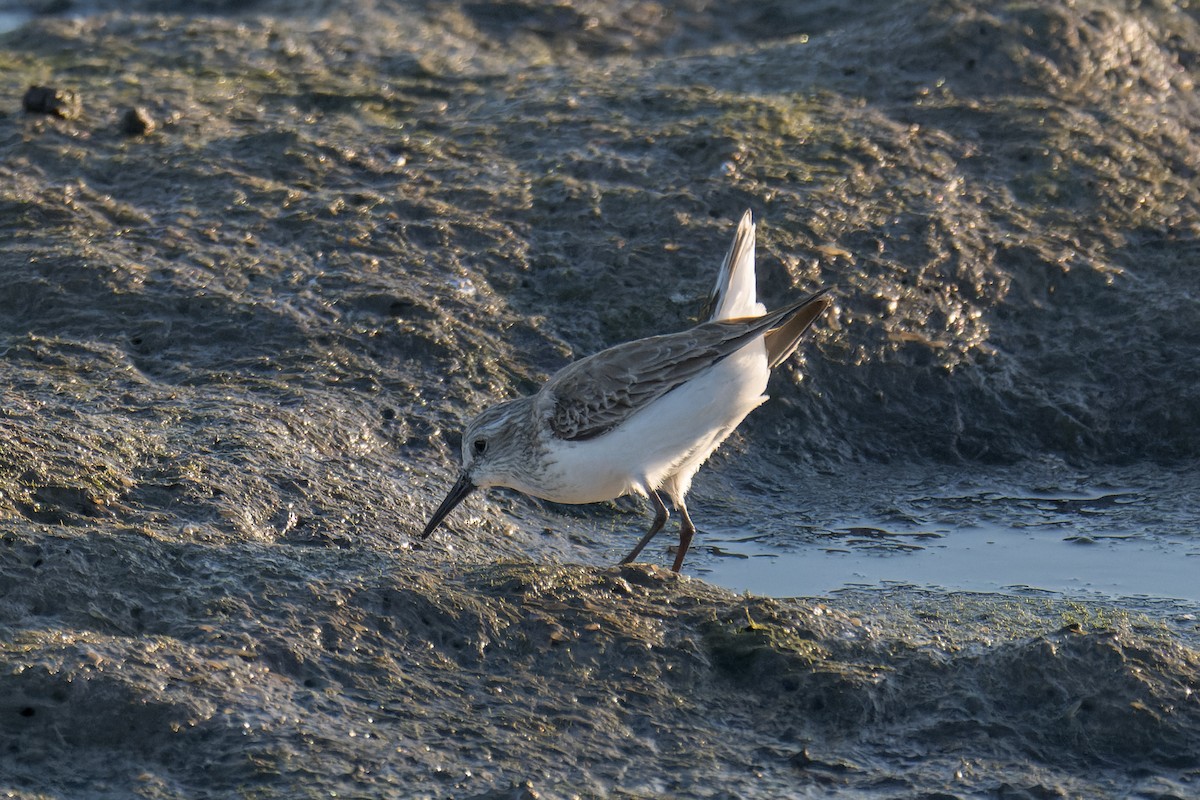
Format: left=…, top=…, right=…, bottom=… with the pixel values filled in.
left=421, top=210, right=831, bottom=571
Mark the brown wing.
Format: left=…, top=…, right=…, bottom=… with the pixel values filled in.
left=542, top=290, right=830, bottom=441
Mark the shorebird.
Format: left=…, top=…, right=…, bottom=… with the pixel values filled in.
left=421, top=210, right=831, bottom=571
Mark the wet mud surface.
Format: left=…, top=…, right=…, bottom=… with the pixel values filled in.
left=1, top=0, right=1199, bottom=797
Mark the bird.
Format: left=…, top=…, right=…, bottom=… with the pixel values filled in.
left=420, top=210, right=831, bottom=571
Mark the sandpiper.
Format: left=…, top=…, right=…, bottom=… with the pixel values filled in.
left=421, top=210, right=832, bottom=571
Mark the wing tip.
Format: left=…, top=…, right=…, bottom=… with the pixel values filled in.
left=764, top=288, right=835, bottom=368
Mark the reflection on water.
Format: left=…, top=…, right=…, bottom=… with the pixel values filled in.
left=0, top=12, right=32, bottom=33
left=693, top=463, right=1200, bottom=604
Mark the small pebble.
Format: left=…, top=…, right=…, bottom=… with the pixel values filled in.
left=120, top=106, right=157, bottom=136
left=22, top=85, right=82, bottom=120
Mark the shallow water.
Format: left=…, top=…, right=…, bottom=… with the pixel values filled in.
left=701, top=502, right=1200, bottom=603
left=696, top=464, right=1200, bottom=603
left=0, top=13, right=30, bottom=34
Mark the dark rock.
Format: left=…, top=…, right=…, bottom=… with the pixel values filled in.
left=21, top=85, right=82, bottom=119
left=118, top=105, right=156, bottom=136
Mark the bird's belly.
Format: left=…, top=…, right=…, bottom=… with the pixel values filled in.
left=533, top=344, right=770, bottom=504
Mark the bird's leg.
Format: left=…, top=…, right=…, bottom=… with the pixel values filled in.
left=619, top=490, right=669, bottom=565
left=671, top=501, right=696, bottom=573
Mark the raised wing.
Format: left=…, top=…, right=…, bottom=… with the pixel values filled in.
left=542, top=290, right=830, bottom=441
left=698, top=209, right=764, bottom=322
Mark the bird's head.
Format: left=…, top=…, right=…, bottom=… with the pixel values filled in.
left=419, top=398, right=533, bottom=539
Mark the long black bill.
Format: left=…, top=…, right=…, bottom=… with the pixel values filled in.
left=420, top=472, right=476, bottom=539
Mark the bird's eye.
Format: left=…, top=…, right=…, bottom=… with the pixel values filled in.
left=471, top=438, right=488, bottom=457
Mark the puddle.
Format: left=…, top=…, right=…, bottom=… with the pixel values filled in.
left=0, top=11, right=32, bottom=33
left=689, top=465, right=1200, bottom=605
left=697, top=522, right=1200, bottom=602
